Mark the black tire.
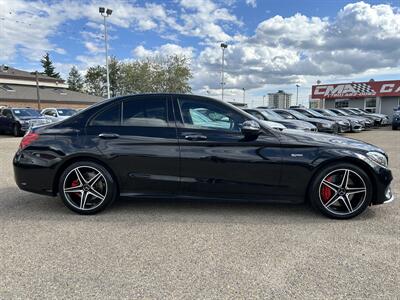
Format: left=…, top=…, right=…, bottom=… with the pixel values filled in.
left=13, top=124, right=21, bottom=137
left=392, top=125, right=398, bottom=130
left=309, top=163, right=372, bottom=219
left=58, top=161, right=117, bottom=214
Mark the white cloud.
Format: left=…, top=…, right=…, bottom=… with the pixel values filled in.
left=133, top=44, right=195, bottom=60
left=1, top=0, right=399, bottom=105
left=246, top=0, right=257, bottom=8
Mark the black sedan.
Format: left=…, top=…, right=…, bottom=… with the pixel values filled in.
left=273, top=109, right=339, bottom=133
left=13, top=94, right=394, bottom=219
left=0, top=107, right=52, bottom=136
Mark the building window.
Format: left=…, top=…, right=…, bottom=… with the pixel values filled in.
left=335, top=99, right=349, bottom=108
left=365, top=98, right=376, bottom=113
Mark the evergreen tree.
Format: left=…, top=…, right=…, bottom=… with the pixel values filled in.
left=67, top=66, right=83, bottom=92
left=41, top=52, right=60, bottom=78
left=84, top=65, right=106, bottom=97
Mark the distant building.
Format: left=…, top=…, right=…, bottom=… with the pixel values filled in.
left=268, top=90, right=292, bottom=108
left=310, top=79, right=400, bottom=121
left=0, top=65, right=103, bottom=109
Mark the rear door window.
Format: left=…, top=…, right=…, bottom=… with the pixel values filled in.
left=122, top=97, right=168, bottom=127
left=90, top=103, right=121, bottom=126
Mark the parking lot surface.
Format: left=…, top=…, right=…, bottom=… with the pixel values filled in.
left=0, top=129, right=399, bottom=299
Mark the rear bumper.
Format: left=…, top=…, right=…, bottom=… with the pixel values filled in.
left=13, top=151, right=57, bottom=196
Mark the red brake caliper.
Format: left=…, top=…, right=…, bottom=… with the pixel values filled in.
left=71, top=179, right=80, bottom=197
left=321, top=176, right=333, bottom=203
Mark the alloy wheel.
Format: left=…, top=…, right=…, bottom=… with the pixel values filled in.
left=319, top=168, right=367, bottom=216
left=62, top=166, right=108, bottom=211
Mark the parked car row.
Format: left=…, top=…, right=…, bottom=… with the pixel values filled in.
left=0, top=107, right=77, bottom=136
left=243, top=107, right=390, bottom=135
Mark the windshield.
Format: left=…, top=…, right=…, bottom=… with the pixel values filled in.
left=320, top=109, right=337, bottom=116
left=304, top=109, right=325, bottom=117
left=289, top=110, right=309, bottom=119
left=333, top=109, right=349, bottom=116
left=347, top=109, right=362, bottom=115
left=57, top=109, right=76, bottom=116
left=12, top=108, right=41, bottom=117
left=259, top=109, right=284, bottom=122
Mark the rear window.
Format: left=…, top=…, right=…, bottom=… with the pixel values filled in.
left=90, top=104, right=121, bottom=126
left=122, top=98, right=167, bottom=127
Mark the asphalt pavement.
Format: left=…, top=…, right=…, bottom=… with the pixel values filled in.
left=0, top=128, right=399, bottom=299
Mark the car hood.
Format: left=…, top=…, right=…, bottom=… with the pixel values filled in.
left=260, top=120, right=286, bottom=130
left=279, top=130, right=384, bottom=153
left=302, top=117, right=335, bottom=125
left=279, top=119, right=316, bottom=129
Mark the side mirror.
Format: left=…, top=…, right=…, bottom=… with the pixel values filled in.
left=241, top=120, right=260, bottom=137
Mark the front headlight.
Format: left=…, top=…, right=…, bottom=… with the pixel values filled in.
left=367, top=151, right=388, bottom=168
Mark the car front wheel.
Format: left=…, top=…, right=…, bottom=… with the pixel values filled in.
left=59, top=161, right=117, bottom=214
left=13, top=124, right=21, bottom=137
left=309, top=163, right=372, bottom=219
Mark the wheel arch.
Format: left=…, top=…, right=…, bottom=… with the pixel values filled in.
left=52, top=155, right=120, bottom=195
left=306, top=156, right=377, bottom=204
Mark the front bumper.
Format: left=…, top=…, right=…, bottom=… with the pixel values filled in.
left=371, top=167, right=394, bottom=205
left=338, top=123, right=351, bottom=133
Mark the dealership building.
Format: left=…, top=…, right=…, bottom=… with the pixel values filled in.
left=310, top=80, right=400, bottom=121
left=0, top=65, right=103, bottom=109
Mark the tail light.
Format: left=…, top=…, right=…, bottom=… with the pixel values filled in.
left=19, top=132, right=39, bottom=149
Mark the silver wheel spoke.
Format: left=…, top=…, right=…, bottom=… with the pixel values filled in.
left=88, top=172, right=102, bottom=187
left=325, top=194, right=341, bottom=208
left=80, top=191, right=89, bottom=209
left=346, top=187, right=366, bottom=195
left=322, top=180, right=339, bottom=192
left=75, top=168, right=87, bottom=185
left=342, top=195, right=353, bottom=213
left=64, top=187, right=83, bottom=193
left=340, top=170, right=350, bottom=188
left=88, top=188, right=106, bottom=201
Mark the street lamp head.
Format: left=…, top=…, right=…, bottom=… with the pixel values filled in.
left=106, top=8, right=113, bottom=15
left=296, top=84, right=300, bottom=88
left=220, top=43, right=228, bottom=49
left=99, top=7, right=105, bottom=13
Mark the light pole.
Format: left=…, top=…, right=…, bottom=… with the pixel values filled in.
left=262, top=95, right=266, bottom=106
left=296, top=84, right=300, bottom=106
left=99, top=7, right=112, bottom=99
left=220, top=43, right=227, bottom=101
left=242, top=88, right=246, bottom=104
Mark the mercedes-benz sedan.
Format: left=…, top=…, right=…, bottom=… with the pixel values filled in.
left=13, top=94, right=394, bottom=219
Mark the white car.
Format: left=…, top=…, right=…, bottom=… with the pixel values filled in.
left=260, top=120, right=287, bottom=131
left=41, top=108, right=77, bottom=122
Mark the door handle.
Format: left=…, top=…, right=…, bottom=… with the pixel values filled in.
left=184, top=134, right=207, bottom=141
left=98, top=133, right=120, bottom=139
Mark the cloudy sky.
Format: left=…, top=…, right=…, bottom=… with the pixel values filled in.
left=0, top=0, right=399, bottom=106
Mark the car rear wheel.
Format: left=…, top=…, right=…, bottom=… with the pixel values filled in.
left=309, top=163, right=372, bottom=219
left=58, top=161, right=117, bottom=214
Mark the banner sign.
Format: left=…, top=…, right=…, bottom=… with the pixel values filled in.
left=311, top=80, right=400, bottom=99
